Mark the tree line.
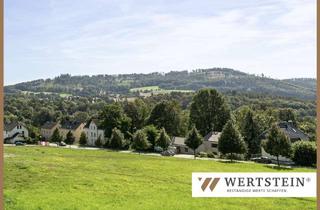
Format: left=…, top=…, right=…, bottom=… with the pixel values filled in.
left=47, top=88, right=316, bottom=167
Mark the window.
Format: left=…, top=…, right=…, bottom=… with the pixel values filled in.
left=184, top=148, right=188, bottom=152
left=211, top=143, right=217, bottom=148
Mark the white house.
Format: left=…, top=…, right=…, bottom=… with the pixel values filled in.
left=84, top=119, right=105, bottom=146
left=4, top=121, right=29, bottom=144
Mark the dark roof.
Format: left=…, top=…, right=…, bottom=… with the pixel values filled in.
left=261, top=121, right=309, bottom=141
left=4, top=132, right=25, bottom=141
left=84, top=119, right=103, bottom=129
left=278, top=122, right=309, bottom=140
left=61, top=121, right=83, bottom=130
left=41, top=121, right=59, bottom=129
left=4, top=121, right=23, bottom=131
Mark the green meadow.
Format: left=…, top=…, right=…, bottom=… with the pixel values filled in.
left=129, top=86, right=161, bottom=92
left=129, top=85, right=193, bottom=94
left=21, top=91, right=72, bottom=98
left=4, top=146, right=316, bottom=210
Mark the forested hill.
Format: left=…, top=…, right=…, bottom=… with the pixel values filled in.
left=282, top=78, right=316, bottom=91
left=5, top=68, right=316, bottom=100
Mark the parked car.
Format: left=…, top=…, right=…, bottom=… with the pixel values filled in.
left=161, top=150, right=175, bottom=156
left=58, top=142, right=67, bottom=147
left=251, top=156, right=272, bottom=164
left=15, top=141, right=26, bottom=146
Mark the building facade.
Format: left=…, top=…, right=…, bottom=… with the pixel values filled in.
left=60, top=121, right=85, bottom=143
left=40, top=122, right=61, bottom=140
left=4, top=121, right=29, bottom=143
left=83, top=119, right=105, bottom=146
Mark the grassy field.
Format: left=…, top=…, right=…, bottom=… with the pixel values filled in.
left=4, top=146, right=316, bottom=210
left=21, top=91, right=72, bottom=98
left=130, top=86, right=193, bottom=94
left=130, top=86, right=161, bottom=92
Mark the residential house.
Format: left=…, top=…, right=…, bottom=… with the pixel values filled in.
left=84, top=119, right=105, bottom=146
left=260, top=121, right=310, bottom=163
left=40, top=121, right=61, bottom=140
left=172, top=137, right=190, bottom=154
left=60, top=121, right=85, bottom=143
left=4, top=121, right=29, bottom=144
left=172, top=131, right=221, bottom=155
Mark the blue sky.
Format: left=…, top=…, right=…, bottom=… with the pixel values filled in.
left=5, top=0, right=316, bottom=85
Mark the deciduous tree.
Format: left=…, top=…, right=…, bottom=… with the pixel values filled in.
left=143, top=125, right=159, bottom=150
left=148, top=100, right=182, bottom=136
left=132, top=130, right=150, bottom=153
left=123, top=99, right=149, bottom=133
left=190, top=88, right=230, bottom=136
left=101, top=103, right=131, bottom=139
left=109, top=128, right=125, bottom=149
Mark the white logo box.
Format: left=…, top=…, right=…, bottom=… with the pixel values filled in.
left=192, top=172, right=316, bottom=197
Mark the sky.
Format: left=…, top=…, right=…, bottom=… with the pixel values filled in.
left=5, top=0, right=316, bottom=85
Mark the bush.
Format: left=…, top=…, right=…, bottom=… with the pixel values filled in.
left=219, top=153, right=244, bottom=160
left=109, top=128, right=125, bottom=149
left=228, top=154, right=245, bottom=160
left=79, top=132, right=87, bottom=146
left=291, top=141, right=316, bottom=167
left=25, top=137, right=35, bottom=144
left=207, top=152, right=215, bottom=158
left=132, top=130, right=150, bottom=153
left=143, top=125, right=159, bottom=150
left=199, top=152, right=207, bottom=158
left=95, top=136, right=102, bottom=147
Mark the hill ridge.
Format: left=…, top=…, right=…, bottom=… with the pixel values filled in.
left=4, top=68, right=316, bottom=100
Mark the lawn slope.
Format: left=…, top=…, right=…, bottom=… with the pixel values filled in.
left=4, top=147, right=316, bottom=210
